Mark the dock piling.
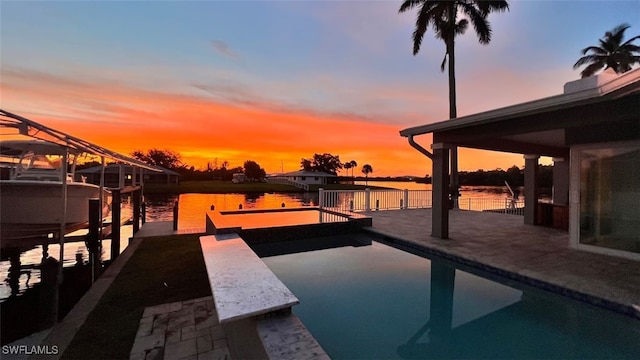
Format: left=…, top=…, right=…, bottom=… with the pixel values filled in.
left=88, top=198, right=101, bottom=282
left=133, top=189, right=141, bottom=233
left=173, top=201, right=179, bottom=231
left=111, top=189, right=121, bottom=261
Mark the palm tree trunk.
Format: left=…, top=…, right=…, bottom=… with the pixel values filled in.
left=447, top=3, right=459, bottom=209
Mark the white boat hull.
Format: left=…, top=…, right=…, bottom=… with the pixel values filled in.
left=0, top=180, right=111, bottom=240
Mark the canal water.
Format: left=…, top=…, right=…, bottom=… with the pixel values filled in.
left=0, top=182, right=532, bottom=344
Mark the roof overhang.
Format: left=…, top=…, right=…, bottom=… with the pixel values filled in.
left=400, top=68, right=640, bottom=139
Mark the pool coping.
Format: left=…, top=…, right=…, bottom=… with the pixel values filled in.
left=364, top=226, right=640, bottom=320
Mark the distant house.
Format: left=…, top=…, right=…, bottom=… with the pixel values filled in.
left=77, top=164, right=180, bottom=187
left=280, top=170, right=336, bottom=185
left=232, top=173, right=247, bottom=183
left=400, top=68, right=639, bottom=260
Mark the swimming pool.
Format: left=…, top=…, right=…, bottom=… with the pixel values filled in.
left=262, top=240, right=640, bottom=359
left=205, top=207, right=372, bottom=244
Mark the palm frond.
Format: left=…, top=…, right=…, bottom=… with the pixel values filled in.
left=475, top=0, right=510, bottom=15
left=609, top=23, right=630, bottom=44
left=461, top=3, right=491, bottom=44
left=399, top=0, right=424, bottom=14
left=412, top=4, right=433, bottom=55
left=581, top=46, right=607, bottom=56
left=573, top=55, right=606, bottom=69
left=620, top=34, right=640, bottom=48
left=455, top=19, right=469, bottom=35
left=581, top=62, right=606, bottom=78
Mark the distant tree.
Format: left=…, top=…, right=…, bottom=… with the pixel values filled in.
left=347, top=160, right=357, bottom=177
left=131, top=149, right=183, bottom=169
left=574, top=23, right=640, bottom=78
left=243, top=160, right=266, bottom=181
left=300, top=158, right=313, bottom=172
left=361, top=164, right=373, bottom=185
left=505, top=165, right=523, bottom=187
left=344, top=162, right=353, bottom=177
left=300, top=153, right=344, bottom=175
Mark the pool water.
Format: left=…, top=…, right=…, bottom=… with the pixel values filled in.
left=262, top=241, right=640, bottom=359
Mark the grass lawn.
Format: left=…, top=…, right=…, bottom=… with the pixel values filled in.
left=143, top=181, right=391, bottom=194
left=62, top=235, right=211, bottom=359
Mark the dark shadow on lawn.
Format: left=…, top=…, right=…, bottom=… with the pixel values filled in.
left=62, top=234, right=211, bottom=360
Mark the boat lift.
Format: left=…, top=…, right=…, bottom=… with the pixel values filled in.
left=1, top=108, right=163, bottom=323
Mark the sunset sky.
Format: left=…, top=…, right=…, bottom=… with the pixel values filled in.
left=2, top=1, right=639, bottom=176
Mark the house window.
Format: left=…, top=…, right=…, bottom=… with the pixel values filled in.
left=314, top=177, right=319, bottom=181
left=301, top=176, right=306, bottom=180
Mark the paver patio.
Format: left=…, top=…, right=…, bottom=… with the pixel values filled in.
left=130, top=296, right=230, bottom=360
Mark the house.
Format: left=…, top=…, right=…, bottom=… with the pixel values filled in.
left=232, top=173, right=247, bottom=183
left=77, top=164, right=180, bottom=187
left=278, top=170, right=336, bottom=185
left=400, top=68, right=639, bottom=260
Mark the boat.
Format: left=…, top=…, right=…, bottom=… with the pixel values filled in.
left=0, top=139, right=112, bottom=240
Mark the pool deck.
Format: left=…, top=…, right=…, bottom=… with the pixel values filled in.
left=364, top=209, right=640, bottom=319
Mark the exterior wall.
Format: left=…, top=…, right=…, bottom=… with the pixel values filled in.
left=286, top=175, right=326, bottom=185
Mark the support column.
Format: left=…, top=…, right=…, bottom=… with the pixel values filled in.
left=524, top=154, right=540, bottom=225
left=450, top=146, right=459, bottom=209
left=432, top=143, right=450, bottom=238
left=552, top=157, right=569, bottom=205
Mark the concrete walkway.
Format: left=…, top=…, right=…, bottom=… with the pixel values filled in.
left=134, top=221, right=204, bottom=238
left=364, top=209, right=640, bottom=318
left=129, top=296, right=230, bottom=360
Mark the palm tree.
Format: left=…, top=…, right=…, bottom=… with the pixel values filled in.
left=573, top=24, right=640, bottom=78
left=398, top=0, right=508, bottom=119
left=348, top=160, right=358, bottom=177
left=344, top=162, right=352, bottom=177
left=362, top=164, right=373, bottom=185
left=398, top=0, right=509, bottom=206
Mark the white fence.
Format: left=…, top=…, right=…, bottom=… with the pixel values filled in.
left=265, top=176, right=309, bottom=191
left=459, top=197, right=525, bottom=215
left=319, top=189, right=431, bottom=212
left=319, top=188, right=524, bottom=215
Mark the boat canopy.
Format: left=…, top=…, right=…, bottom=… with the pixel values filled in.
left=0, top=109, right=161, bottom=171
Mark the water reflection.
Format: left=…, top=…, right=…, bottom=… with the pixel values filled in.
left=397, top=261, right=640, bottom=360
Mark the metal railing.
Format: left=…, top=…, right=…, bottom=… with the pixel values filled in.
left=265, top=176, right=309, bottom=191
left=462, top=197, right=525, bottom=215
left=319, top=188, right=524, bottom=215
left=318, top=188, right=432, bottom=212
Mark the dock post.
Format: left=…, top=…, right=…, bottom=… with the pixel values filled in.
left=141, top=202, right=146, bottom=224
left=111, top=189, right=121, bottom=261
left=173, top=201, right=179, bottom=231
left=88, top=198, right=101, bottom=282
left=133, top=189, right=141, bottom=234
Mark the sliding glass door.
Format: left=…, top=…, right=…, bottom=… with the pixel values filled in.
left=572, top=141, right=640, bottom=256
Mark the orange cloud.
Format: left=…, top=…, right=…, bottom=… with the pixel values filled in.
left=1, top=68, right=526, bottom=176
